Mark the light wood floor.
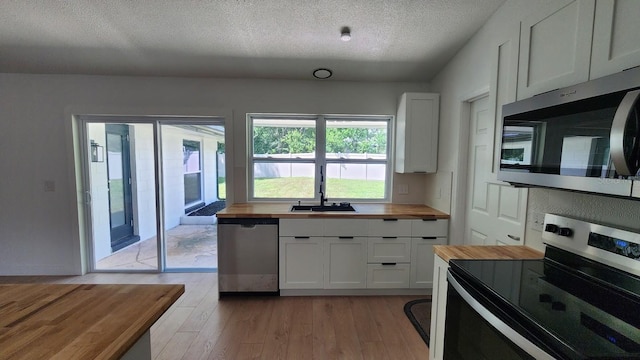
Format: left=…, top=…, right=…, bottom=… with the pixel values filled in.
left=0, top=273, right=430, bottom=359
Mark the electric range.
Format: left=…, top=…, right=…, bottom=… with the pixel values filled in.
left=446, top=214, right=640, bottom=359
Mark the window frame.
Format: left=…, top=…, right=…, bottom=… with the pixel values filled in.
left=183, top=139, right=204, bottom=211
left=248, top=114, right=392, bottom=202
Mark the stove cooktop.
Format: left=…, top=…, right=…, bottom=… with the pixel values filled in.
left=450, top=248, right=640, bottom=359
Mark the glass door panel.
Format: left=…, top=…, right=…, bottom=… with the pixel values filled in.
left=161, top=123, right=225, bottom=270
left=87, top=122, right=158, bottom=271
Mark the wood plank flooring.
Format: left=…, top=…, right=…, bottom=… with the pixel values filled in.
left=0, top=273, right=429, bottom=359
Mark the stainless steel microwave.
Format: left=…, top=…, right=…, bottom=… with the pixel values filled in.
left=498, top=66, right=640, bottom=199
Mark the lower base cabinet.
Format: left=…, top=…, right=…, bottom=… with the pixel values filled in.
left=411, top=237, right=448, bottom=288
left=279, top=237, right=324, bottom=289
left=278, top=218, right=449, bottom=291
left=429, top=254, right=449, bottom=360
left=324, top=237, right=368, bottom=289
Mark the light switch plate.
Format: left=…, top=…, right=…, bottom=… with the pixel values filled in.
left=530, top=212, right=544, bottom=232
left=44, top=180, right=55, bottom=192
left=398, top=184, right=409, bottom=194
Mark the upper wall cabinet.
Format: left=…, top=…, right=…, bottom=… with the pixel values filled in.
left=395, top=92, right=439, bottom=173
left=517, top=0, right=595, bottom=100
left=590, top=0, right=640, bottom=79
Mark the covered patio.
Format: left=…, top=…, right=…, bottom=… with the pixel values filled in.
left=96, top=224, right=218, bottom=270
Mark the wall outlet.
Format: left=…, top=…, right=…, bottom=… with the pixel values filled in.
left=398, top=184, right=409, bottom=195
left=530, top=212, right=544, bottom=232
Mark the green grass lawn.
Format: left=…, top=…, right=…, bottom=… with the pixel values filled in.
left=252, top=177, right=384, bottom=199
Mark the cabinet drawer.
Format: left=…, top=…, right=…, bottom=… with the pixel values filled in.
left=367, top=237, right=411, bottom=263
left=366, top=264, right=410, bottom=288
left=279, top=219, right=325, bottom=236
left=368, top=219, right=412, bottom=237
left=323, top=219, right=368, bottom=237
left=411, top=219, right=448, bottom=237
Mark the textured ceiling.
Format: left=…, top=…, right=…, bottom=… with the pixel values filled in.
left=0, top=0, right=505, bottom=82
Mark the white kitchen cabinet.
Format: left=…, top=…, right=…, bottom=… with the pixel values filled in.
left=324, top=219, right=368, bottom=237
left=279, top=218, right=325, bottom=237
left=279, top=236, right=324, bottom=289
left=517, top=0, right=595, bottom=99
left=395, top=92, right=439, bottom=173
left=590, top=0, right=640, bottom=79
left=429, top=255, right=449, bottom=360
left=410, top=219, right=448, bottom=288
left=366, top=235, right=412, bottom=288
left=410, top=237, right=447, bottom=288
left=368, top=219, right=412, bottom=237
left=367, top=237, right=411, bottom=263
left=411, top=219, right=448, bottom=238
left=279, top=217, right=449, bottom=292
left=324, top=237, right=368, bottom=289
left=366, top=264, right=411, bottom=288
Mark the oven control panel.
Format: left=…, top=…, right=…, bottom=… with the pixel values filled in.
left=543, top=214, right=640, bottom=277
left=588, top=233, right=640, bottom=260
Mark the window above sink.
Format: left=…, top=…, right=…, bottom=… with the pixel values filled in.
left=248, top=114, right=392, bottom=203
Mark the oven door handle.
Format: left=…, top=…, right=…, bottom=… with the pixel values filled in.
left=447, top=271, right=556, bottom=360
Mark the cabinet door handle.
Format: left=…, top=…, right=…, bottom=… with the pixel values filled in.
left=338, top=236, right=354, bottom=239
left=381, top=263, right=397, bottom=266
left=507, top=234, right=521, bottom=241
left=382, top=236, right=397, bottom=239
left=294, top=236, right=310, bottom=239
left=422, top=236, right=437, bottom=239
left=383, top=218, right=398, bottom=222
left=422, top=218, right=437, bottom=221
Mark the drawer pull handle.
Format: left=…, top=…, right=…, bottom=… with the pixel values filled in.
left=294, top=236, right=310, bottom=239
left=422, top=218, right=437, bottom=221
left=339, top=236, right=354, bottom=239
left=382, top=236, right=397, bottom=239
left=422, top=236, right=437, bottom=239
left=507, top=234, right=521, bottom=241
left=383, top=218, right=398, bottom=222
left=381, top=263, right=397, bottom=266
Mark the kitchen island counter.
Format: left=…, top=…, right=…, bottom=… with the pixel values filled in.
left=0, top=283, right=184, bottom=360
left=433, top=245, right=544, bottom=262
left=216, top=202, right=449, bottom=219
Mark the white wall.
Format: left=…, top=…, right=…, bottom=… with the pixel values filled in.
left=87, top=123, right=111, bottom=261
left=0, top=73, right=428, bottom=275
left=427, top=0, right=640, bottom=250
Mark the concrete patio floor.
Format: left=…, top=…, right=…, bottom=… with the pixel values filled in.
left=96, top=225, right=217, bottom=270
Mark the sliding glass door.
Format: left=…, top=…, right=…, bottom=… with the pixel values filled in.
left=87, top=122, right=159, bottom=271
left=160, top=123, right=225, bottom=270
left=82, top=117, right=226, bottom=272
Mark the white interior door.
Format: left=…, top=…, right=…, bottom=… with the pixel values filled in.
left=465, top=96, right=528, bottom=246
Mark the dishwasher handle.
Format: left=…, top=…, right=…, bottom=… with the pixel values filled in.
left=218, top=218, right=279, bottom=226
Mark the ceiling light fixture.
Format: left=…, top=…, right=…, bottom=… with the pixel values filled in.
left=340, top=26, right=351, bottom=42
left=313, top=68, right=333, bottom=79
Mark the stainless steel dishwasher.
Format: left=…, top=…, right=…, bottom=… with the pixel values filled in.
left=217, top=218, right=279, bottom=295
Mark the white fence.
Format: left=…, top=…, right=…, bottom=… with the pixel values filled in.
left=253, top=153, right=386, bottom=180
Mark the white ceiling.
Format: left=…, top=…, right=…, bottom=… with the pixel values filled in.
left=0, top=0, right=506, bottom=82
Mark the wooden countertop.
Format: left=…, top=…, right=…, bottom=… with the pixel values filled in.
left=434, top=245, right=544, bottom=263
left=0, top=283, right=184, bottom=360
left=216, top=203, right=450, bottom=219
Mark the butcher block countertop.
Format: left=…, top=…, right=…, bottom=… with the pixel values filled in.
left=434, top=245, right=544, bottom=263
left=216, top=203, right=450, bottom=219
left=0, top=283, right=184, bottom=360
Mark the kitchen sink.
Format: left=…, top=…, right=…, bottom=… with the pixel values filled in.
left=290, top=203, right=356, bottom=212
